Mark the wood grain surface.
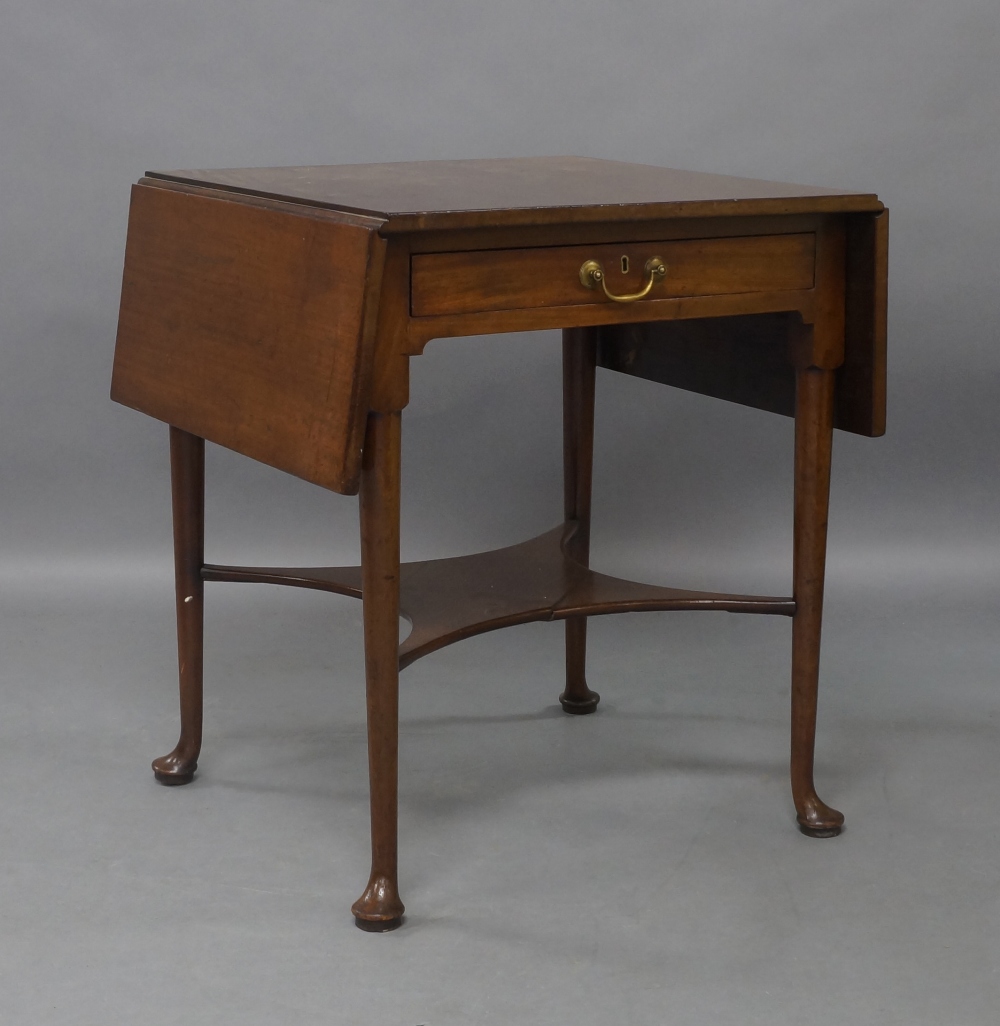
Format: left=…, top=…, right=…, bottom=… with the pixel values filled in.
left=114, top=158, right=886, bottom=926
left=111, top=183, right=386, bottom=494
left=596, top=210, right=887, bottom=437
left=411, top=233, right=815, bottom=316
left=145, top=156, right=883, bottom=232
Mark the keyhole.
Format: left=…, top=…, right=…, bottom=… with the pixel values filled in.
left=621, top=255, right=629, bottom=274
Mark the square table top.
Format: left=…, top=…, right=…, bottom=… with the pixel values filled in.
left=146, top=155, right=883, bottom=233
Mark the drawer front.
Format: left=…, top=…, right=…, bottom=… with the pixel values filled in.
left=411, top=233, right=815, bottom=317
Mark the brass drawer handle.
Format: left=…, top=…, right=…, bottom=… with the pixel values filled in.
left=578, top=256, right=667, bottom=303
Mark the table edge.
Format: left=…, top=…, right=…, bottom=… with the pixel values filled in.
left=143, top=171, right=884, bottom=234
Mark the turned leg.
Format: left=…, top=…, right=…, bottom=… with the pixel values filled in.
left=352, top=412, right=406, bottom=930
left=790, top=366, right=844, bottom=837
left=560, top=327, right=600, bottom=714
left=153, top=427, right=205, bottom=785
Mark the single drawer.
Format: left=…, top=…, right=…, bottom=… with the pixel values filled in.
left=411, top=233, right=815, bottom=317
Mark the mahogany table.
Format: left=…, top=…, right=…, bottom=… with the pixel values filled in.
left=111, top=157, right=887, bottom=931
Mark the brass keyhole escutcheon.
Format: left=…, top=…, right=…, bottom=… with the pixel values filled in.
left=621, top=255, right=629, bottom=274
left=579, top=256, right=667, bottom=303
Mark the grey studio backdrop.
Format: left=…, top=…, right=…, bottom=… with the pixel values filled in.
left=2, top=2, right=999, bottom=1025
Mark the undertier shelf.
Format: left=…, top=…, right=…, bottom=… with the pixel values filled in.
left=202, top=525, right=795, bottom=669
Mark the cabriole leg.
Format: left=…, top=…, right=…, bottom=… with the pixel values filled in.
left=352, top=412, right=406, bottom=930
left=790, top=366, right=844, bottom=837
left=560, top=327, right=600, bottom=714
left=153, top=427, right=205, bottom=785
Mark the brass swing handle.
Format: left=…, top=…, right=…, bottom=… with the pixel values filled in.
left=578, top=256, right=667, bottom=303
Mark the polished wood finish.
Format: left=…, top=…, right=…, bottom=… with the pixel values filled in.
left=152, top=427, right=205, bottom=785
left=111, top=157, right=887, bottom=929
left=598, top=313, right=799, bottom=420
left=407, top=283, right=819, bottom=349
left=841, top=210, right=889, bottom=436
left=595, top=212, right=887, bottom=438
left=560, top=328, right=601, bottom=714
left=146, top=156, right=882, bottom=232
left=790, top=366, right=843, bottom=836
left=411, top=233, right=815, bottom=317
left=353, top=412, right=405, bottom=929
left=112, top=183, right=386, bottom=495
left=202, top=526, right=795, bottom=671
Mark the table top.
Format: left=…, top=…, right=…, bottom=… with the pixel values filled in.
left=116, top=156, right=887, bottom=495
left=146, top=156, right=883, bottom=233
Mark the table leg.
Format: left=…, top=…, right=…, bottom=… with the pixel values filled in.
left=352, top=411, right=406, bottom=930
left=152, top=426, right=205, bottom=785
left=560, top=327, right=600, bottom=714
left=790, top=366, right=844, bottom=837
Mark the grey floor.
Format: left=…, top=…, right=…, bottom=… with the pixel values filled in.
left=3, top=557, right=999, bottom=1025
